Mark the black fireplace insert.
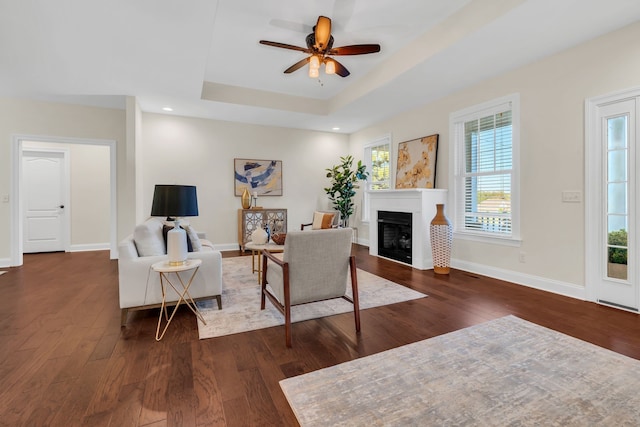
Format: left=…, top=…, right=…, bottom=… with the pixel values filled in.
left=377, top=211, right=412, bottom=264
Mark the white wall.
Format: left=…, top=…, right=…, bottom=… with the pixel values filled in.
left=349, top=21, right=640, bottom=294
left=140, top=113, right=349, bottom=248
left=22, top=141, right=111, bottom=249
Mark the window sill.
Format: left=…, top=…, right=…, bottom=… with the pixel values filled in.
left=453, top=231, right=522, bottom=247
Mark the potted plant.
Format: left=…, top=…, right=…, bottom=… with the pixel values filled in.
left=324, top=155, right=369, bottom=227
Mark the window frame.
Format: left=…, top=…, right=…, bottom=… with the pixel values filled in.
left=449, top=93, right=521, bottom=245
left=362, top=134, right=392, bottom=223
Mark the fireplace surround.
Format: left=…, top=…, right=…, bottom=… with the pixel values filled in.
left=368, top=189, right=448, bottom=270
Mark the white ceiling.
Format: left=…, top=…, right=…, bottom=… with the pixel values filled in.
left=1, top=0, right=640, bottom=134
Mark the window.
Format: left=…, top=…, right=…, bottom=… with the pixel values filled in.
left=362, top=135, right=391, bottom=222
left=450, top=94, right=520, bottom=243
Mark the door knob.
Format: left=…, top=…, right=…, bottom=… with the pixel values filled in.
left=59, top=205, right=64, bottom=209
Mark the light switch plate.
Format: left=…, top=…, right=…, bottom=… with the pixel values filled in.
left=562, top=191, right=581, bottom=203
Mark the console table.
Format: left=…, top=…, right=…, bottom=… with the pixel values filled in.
left=237, top=208, right=287, bottom=251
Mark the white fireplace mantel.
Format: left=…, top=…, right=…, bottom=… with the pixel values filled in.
left=368, top=189, right=448, bottom=270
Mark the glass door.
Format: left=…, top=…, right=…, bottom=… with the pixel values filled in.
left=590, top=98, right=638, bottom=311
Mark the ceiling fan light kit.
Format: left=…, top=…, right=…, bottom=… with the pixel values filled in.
left=325, top=59, right=336, bottom=75
left=259, top=15, right=381, bottom=79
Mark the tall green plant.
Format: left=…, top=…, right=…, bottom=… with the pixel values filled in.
left=324, top=155, right=369, bottom=226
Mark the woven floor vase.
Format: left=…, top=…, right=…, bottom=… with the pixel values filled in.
left=430, top=203, right=452, bottom=274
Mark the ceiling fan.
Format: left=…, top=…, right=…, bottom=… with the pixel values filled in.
left=259, top=16, right=381, bottom=78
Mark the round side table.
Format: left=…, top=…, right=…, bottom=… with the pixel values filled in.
left=244, top=242, right=284, bottom=284
left=151, top=258, right=206, bottom=341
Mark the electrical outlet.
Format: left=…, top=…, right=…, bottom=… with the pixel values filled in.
left=562, top=191, right=581, bottom=203
left=518, top=251, right=526, bottom=263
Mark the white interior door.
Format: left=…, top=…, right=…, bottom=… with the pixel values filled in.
left=22, top=150, right=68, bottom=253
left=587, top=92, right=639, bottom=311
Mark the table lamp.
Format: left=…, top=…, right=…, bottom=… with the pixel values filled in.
left=150, top=184, right=199, bottom=265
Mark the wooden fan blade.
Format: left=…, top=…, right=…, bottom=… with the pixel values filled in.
left=332, top=58, right=350, bottom=77
left=259, top=40, right=310, bottom=54
left=284, top=57, right=310, bottom=74
left=329, top=44, right=381, bottom=56
left=314, top=16, right=332, bottom=50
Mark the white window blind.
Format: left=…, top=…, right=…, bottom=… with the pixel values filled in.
left=362, top=135, right=391, bottom=222
left=368, top=143, right=391, bottom=190
left=451, top=95, right=519, bottom=241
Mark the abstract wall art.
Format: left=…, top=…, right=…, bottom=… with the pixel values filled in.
left=234, top=159, right=283, bottom=196
left=395, top=134, right=439, bottom=189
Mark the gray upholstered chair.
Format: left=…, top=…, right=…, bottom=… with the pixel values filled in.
left=261, top=228, right=360, bottom=347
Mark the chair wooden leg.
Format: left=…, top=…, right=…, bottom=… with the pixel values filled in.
left=120, top=308, right=128, bottom=327
left=261, top=253, right=268, bottom=310
left=349, top=256, right=361, bottom=332
left=285, top=308, right=292, bottom=348
left=283, top=263, right=292, bottom=347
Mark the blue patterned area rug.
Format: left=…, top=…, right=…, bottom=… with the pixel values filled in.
left=280, top=315, right=640, bottom=426
left=197, top=256, right=426, bottom=339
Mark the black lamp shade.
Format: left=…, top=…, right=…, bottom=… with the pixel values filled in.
left=150, top=185, right=199, bottom=218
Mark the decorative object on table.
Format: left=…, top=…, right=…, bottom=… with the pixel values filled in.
left=150, top=185, right=199, bottom=266
left=251, top=191, right=259, bottom=208
left=264, top=222, right=271, bottom=242
left=234, top=158, right=283, bottom=196
left=430, top=203, right=452, bottom=274
left=324, top=155, right=368, bottom=227
left=395, top=134, right=439, bottom=189
left=241, top=187, right=251, bottom=209
left=271, top=232, right=287, bottom=245
left=238, top=208, right=287, bottom=251
left=251, top=226, right=268, bottom=244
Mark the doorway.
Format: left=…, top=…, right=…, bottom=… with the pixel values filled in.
left=10, top=135, right=118, bottom=267
left=22, top=148, right=70, bottom=253
left=586, top=88, right=640, bottom=311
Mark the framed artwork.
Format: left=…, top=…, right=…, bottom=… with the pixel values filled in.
left=234, top=158, right=283, bottom=196
left=395, top=134, right=439, bottom=189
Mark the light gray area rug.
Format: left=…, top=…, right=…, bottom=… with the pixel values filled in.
left=197, top=256, right=426, bottom=340
left=280, top=315, right=640, bottom=426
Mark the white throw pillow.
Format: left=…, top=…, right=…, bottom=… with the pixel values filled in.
left=133, top=219, right=165, bottom=256
left=183, top=224, right=203, bottom=252
left=312, top=211, right=335, bottom=229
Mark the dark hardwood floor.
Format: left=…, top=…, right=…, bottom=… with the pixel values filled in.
left=2, top=246, right=640, bottom=426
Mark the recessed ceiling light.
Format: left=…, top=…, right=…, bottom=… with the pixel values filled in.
left=162, top=107, right=173, bottom=112
left=332, top=127, right=340, bottom=131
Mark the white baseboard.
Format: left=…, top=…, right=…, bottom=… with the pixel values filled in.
left=217, top=243, right=243, bottom=252
left=0, top=258, right=10, bottom=268
left=356, top=237, right=370, bottom=247
left=70, top=243, right=110, bottom=252
left=451, top=259, right=587, bottom=301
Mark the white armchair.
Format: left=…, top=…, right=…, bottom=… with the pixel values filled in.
left=118, top=217, right=223, bottom=326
